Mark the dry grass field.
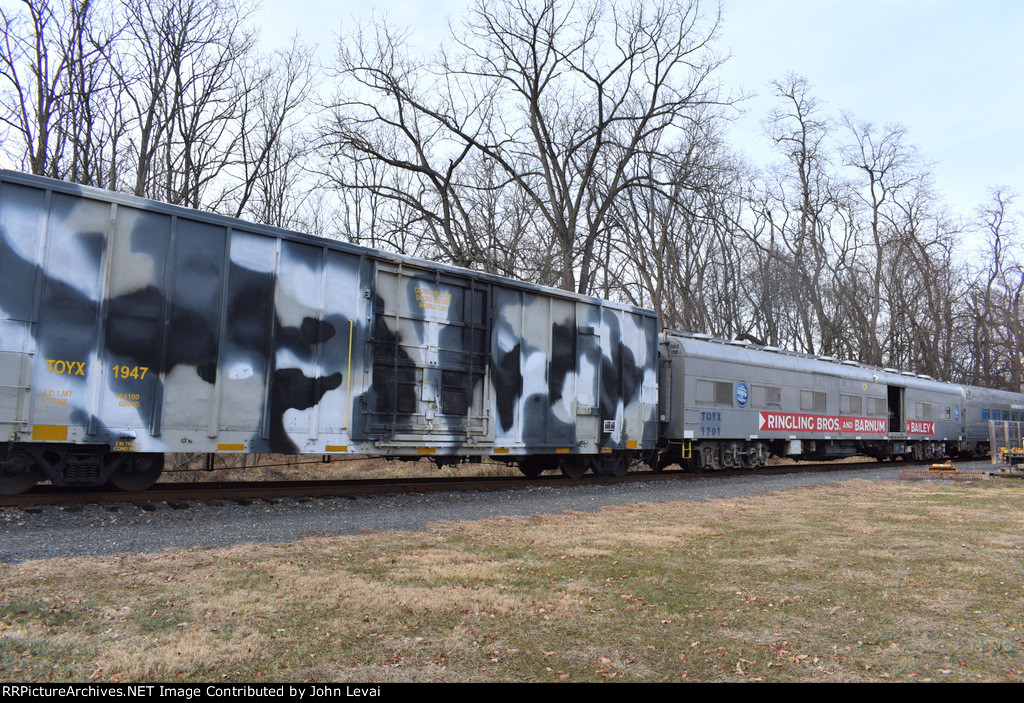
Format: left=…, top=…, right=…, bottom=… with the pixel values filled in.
left=2, top=479, right=1023, bottom=682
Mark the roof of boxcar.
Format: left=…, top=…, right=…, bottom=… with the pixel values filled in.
left=0, top=169, right=656, bottom=318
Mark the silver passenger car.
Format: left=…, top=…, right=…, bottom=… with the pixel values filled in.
left=658, top=333, right=964, bottom=469
left=0, top=171, right=658, bottom=492
left=959, top=385, right=1024, bottom=456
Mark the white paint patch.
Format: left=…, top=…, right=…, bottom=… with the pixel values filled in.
left=495, top=324, right=519, bottom=353
left=107, top=233, right=157, bottom=298
left=228, top=363, right=254, bottom=380
left=550, top=370, right=574, bottom=425
left=275, top=348, right=319, bottom=377
left=1, top=203, right=45, bottom=268
left=520, top=349, right=548, bottom=399
left=229, top=231, right=277, bottom=272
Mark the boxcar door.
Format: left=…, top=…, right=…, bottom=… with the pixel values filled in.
left=361, top=264, right=489, bottom=445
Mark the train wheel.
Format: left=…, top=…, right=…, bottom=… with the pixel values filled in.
left=517, top=457, right=548, bottom=477
left=679, top=456, right=700, bottom=472
left=694, top=443, right=720, bottom=471
left=741, top=448, right=757, bottom=470
left=560, top=456, right=589, bottom=479
left=0, top=452, right=41, bottom=495
left=595, top=452, right=628, bottom=477
left=645, top=450, right=666, bottom=472
left=108, top=453, right=164, bottom=492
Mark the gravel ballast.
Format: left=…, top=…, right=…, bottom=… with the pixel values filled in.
left=0, top=461, right=1004, bottom=563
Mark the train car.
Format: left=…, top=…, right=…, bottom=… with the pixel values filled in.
left=959, top=385, right=1024, bottom=457
left=657, top=332, right=965, bottom=469
left=0, top=170, right=659, bottom=493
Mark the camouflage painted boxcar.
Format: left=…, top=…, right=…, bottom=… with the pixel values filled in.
left=0, top=171, right=658, bottom=493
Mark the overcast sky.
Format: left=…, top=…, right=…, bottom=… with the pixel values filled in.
left=254, top=0, right=1023, bottom=221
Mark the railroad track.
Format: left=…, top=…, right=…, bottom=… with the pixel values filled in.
left=0, top=460, right=921, bottom=510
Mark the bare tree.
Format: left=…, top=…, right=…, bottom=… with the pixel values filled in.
left=319, top=19, right=486, bottom=268
left=115, top=0, right=266, bottom=209
left=603, top=117, right=747, bottom=335
left=747, top=74, right=850, bottom=355
left=962, top=188, right=1023, bottom=390
left=225, top=36, right=316, bottom=223
left=454, top=0, right=728, bottom=293
left=459, top=152, right=550, bottom=281
left=0, top=0, right=121, bottom=183
left=887, top=183, right=961, bottom=378
left=1, top=0, right=321, bottom=231
left=320, top=0, right=729, bottom=292
left=839, top=116, right=927, bottom=365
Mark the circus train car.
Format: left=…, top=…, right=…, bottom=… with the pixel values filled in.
left=959, top=385, right=1024, bottom=457
left=0, top=170, right=659, bottom=493
left=656, top=332, right=966, bottom=470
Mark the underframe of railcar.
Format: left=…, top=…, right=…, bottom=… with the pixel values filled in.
left=509, top=449, right=642, bottom=478
left=0, top=438, right=648, bottom=493
left=653, top=435, right=955, bottom=472
left=1, top=442, right=165, bottom=494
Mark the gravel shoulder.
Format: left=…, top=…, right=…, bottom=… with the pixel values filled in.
left=0, top=461, right=1003, bottom=563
